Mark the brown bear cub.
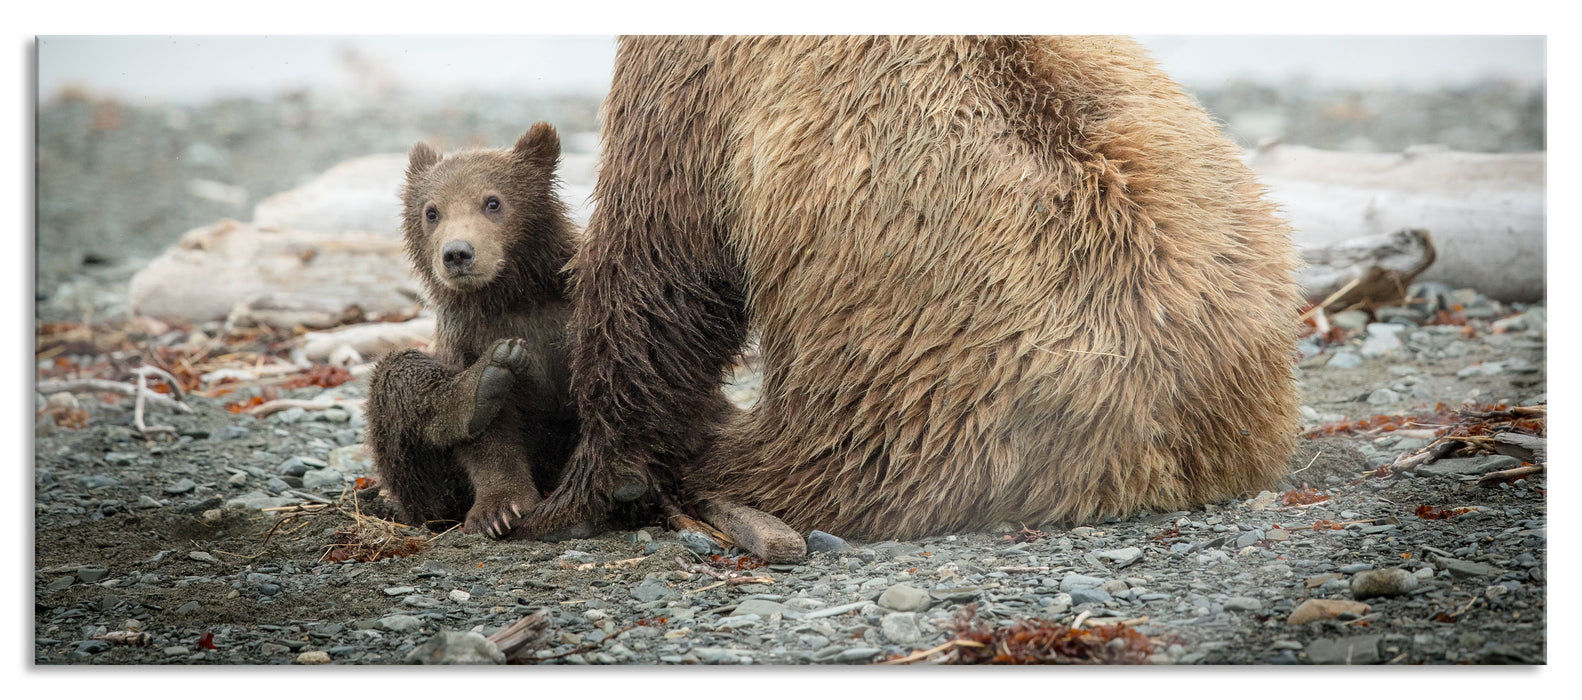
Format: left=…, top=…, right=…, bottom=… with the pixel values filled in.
left=364, top=122, right=579, bottom=538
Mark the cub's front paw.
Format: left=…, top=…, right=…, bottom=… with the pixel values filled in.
left=467, top=338, right=531, bottom=436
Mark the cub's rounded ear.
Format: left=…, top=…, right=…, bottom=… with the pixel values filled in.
left=408, top=142, right=440, bottom=179
left=514, top=122, right=561, bottom=162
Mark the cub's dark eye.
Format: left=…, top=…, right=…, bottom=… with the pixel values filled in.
left=485, top=197, right=501, bottom=212
left=425, top=207, right=438, bottom=222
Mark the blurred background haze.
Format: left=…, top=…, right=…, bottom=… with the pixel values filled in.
left=33, top=35, right=1546, bottom=319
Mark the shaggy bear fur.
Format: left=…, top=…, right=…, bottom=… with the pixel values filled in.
left=509, top=37, right=1302, bottom=551
left=364, top=122, right=580, bottom=537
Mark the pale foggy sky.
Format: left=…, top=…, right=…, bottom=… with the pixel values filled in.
left=37, top=35, right=1545, bottom=104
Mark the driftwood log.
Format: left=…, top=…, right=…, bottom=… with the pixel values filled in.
left=487, top=608, right=555, bottom=659
left=1298, top=228, right=1437, bottom=308
left=1250, top=144, right=1544, bottom=301
left=252, top=154, right=409, bottom=237
left=1490, top=433, right=1547, bottom=463
left=128, top=220, right=421, bottom=323
left=296, top=317, right=437, bottom=363
left=697, top=499, right=808, bottom=564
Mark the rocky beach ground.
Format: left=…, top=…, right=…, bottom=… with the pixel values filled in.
left=31, top=86, right=1549, bottom=669
left=32, top=297, right=1549, bottom=666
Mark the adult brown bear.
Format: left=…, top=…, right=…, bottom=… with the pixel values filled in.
left=511, top=36, right=1301, bottom=561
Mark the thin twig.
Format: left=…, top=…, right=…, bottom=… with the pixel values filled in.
left=1292, top=450, right=1323, bottom=475
left=1301, top=277, right=1362, bottom=320
left=1477, top=464, right=1545, bottom=487
left=132, top=370, right=178, bottom=438
left=533, top=621, right=655, bottom=661
left=690, top=575, right=774, bottom=594
left=245, top=398, right=363, bottom=418
left=131, top=365, right=186, bottom=400
left=574, top=556, right=649, bottom=571
left=260, top=503, right=332, bottom=513
left=426, top=522, right=463, bottom=545
left=257, top=516, right=292, bottom=549
left=879, top=639, right=988, bottom=665
left=285, top=490, right=335, bottom=505
left=35, top=378, right=192, bottom=412
left=1434, top=594, right=1482, bottom=623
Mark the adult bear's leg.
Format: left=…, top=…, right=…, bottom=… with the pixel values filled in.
left=511, top=37, right=751, bottom=538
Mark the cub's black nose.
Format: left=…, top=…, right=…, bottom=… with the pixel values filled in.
left=442, top=240, right=476, bottom=272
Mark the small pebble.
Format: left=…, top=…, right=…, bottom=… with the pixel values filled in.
left=405, top=630, right=504, bottom=665
left=1224, top=596, right=1262, bottom=612
left=807, top=530, right=850, bottom=553
left=1305, top=635, right=1384, bottom=665
left=377, top=615, right=423, bottom=633
left=1094, top=546, right=1143, bottom=568
left=1288, top=599, right=1371, bottom=625
left=876, top=584, right=931, bottom=612
left=835, top=647, right=883, bottom=663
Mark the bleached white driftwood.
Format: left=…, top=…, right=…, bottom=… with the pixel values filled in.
left=1249, top=144, right=1545, bottom=301
left=128, top=220, right=421, bottom=323
left=296, top=316, right=437, bottom=363
left=35, top=378, right=194, bottom=413
left=1297, top=228, right=1436, bottom=304
left=253, top=151, right=598, bottom=234
left=252, top=154, right=408, bottom=237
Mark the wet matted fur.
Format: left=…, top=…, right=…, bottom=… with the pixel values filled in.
left=365, top=123, right=580, bottom=537
left=516, top=36, right=1302, bottom=544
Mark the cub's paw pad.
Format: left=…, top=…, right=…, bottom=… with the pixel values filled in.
left=477, top=338, right=530, bottom=400
left=467, top=338, right=530, bottom=434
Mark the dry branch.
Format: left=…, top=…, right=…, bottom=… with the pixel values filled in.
left=132, top=368, right=178, bottom=438
left=1477, top=465, right=1545, bottom=488
left=1385, top=439, right=1459, bottom=476
left=573, top=556, right=649, bottom=572
left=488, top=609, right=554, bottom=659
left=698, top=499, right=807, bottom=564
left=1298, top=228, right=1436, bottom=308
left=35, top=378, right=193, bottom=413
left=93, top=630, right=152, bottom=647
left=880, top=639, right=987, bottom=665
left=245, top=398, right=364, bottom=418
